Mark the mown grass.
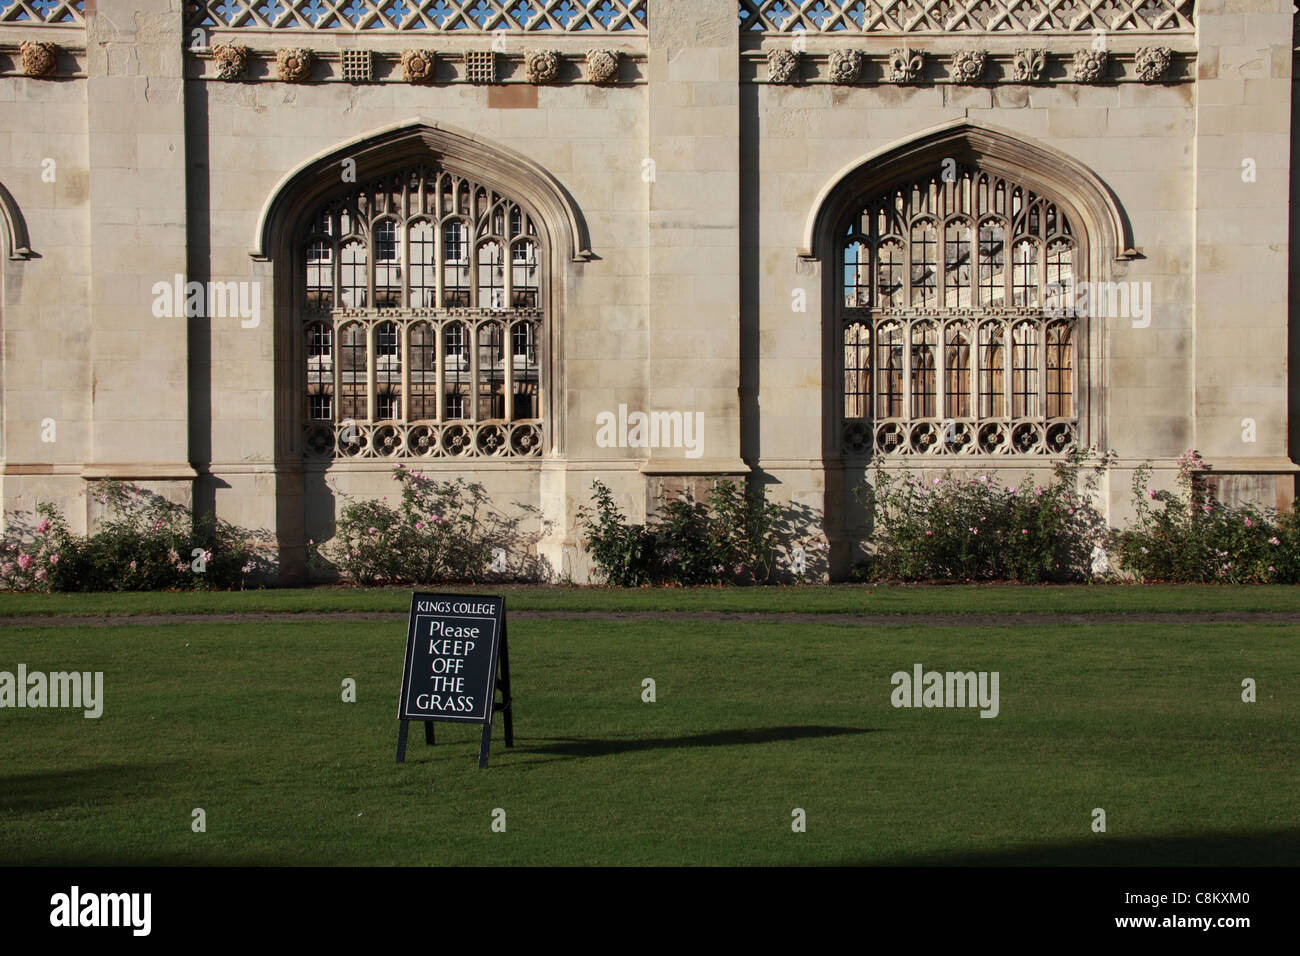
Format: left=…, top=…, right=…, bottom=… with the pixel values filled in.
left=2, top=583, right=1300, bottom=618
left=1, top=614, right=1296, bottom=866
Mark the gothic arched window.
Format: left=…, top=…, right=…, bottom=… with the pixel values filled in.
left=839, top=161, right=1080, bottom=456
left=300, top=164, right=544, bottom=460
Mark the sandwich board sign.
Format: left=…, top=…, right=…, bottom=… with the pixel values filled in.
left=396, top=592, right=514, bottom=767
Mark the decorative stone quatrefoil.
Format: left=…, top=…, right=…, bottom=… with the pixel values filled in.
left=585, top=49, right=620, bottom=85
left=20, top=40, right=59, bottom=78
left=1071, top=49, right=1108, bottom=84
left=402, top=49, right=436, bottom=84
left=525, top=49, right=562, bottom=85
left=828, top=49, right=863, bottom=85
left=1134, top=46, right=1173, bottom=83
left=276, top=48, right=313, bottom=83
left=767, top=49, right=800, bottom=85
left=950, top=49, right=987, bottom=84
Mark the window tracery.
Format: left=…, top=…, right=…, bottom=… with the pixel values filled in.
left=300, top=163, right=544, bottom=459
left=839, top=160, right=1080, bottom=457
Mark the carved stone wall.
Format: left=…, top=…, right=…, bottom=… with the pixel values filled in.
left=738, top=0, right=1194, bottom=33
left=185, top=0, right=647, bottom=32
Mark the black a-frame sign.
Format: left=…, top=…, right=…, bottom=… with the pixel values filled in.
left=396, top=593, right=514, bottom=768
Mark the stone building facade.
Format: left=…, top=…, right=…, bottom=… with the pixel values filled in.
left=0, top=0, right=1295, bottom=581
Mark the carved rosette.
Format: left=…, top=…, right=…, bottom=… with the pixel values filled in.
left=767, top=49, right=800, bottom=84
left=828, top=49, right=863, bottom=85
left=19, top=41, right=59, bottom=78
left=950, top=49, right=987, bottom=84
left=585, top=49, right=620, bottom=85
left=888, top=47, right=924, bottom=84
left=1071, top=49, right=1108, bottom=84
left=275, top=48, right=313, bottom=83
left=212, top=43, right=250, bottom=82
left=1134, top=46, right=1173, bottom=83
left=524, top=49, right=562, bottom=85
left=1011, top=48, right=1046, bottom=83
left=402, top=49, right=436, bottom=84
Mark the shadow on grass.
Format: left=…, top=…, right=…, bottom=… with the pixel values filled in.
left=0, top=849, right=313, bottom=867
left=0, top=763, right=181, bottom=814
left=518, top=725, right=875, bottom=761
left=835, top=829, right=1300, bottom=867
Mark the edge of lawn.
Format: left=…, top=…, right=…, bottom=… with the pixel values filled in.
left=2, top=582, right=1300, bottom=618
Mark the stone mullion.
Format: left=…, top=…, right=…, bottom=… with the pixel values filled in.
left=504, top=319, right=516, bottom=425
left=435, top=213, right=445, bottom=309
left=1035, top=318, right=1046, bottom=424
left=870, top=317, right=881, bottom=422
left=502, top=238, right=513, bottom=310
left=1002, top=327, right=1012, bottom=424
left=966, top=327, right=976, bottom=426
left=399, top=319, right=410, bottom=424
left=435, top=320, right=446, bottom=423
left=470, top=319, right=481, bottom=425
left=1070, top=318, right=1079, bottom=423
left=331, top=237, right=341, bottom=309
left=903, top=317, right=913, bottom=425
left=934, top=319, right=945, bottom=424
left=332, top=318, right=343, bottom=430
left=365, top=321, right=376, bottom=424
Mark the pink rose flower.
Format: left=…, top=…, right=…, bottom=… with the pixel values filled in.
left=17, top=553, right=31, bottom=571
left=36, top=518, right=50, bottom=534
left=48, top=553, right=59, bottom=565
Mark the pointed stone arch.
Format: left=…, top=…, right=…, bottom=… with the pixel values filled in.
left=806, top=120, right=1135, bottom=575
left=251, top=118, right=593, bottom=264
left=800, top=118, right=1134, bottom=265
left=0, top=180, right=33, bottom=260
left=252, top=119, right=590, bottom=582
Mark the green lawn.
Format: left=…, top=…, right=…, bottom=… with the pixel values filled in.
left=1, top=589, right=1296, bottom=865
left=4, top=582, right=1300, bottom=617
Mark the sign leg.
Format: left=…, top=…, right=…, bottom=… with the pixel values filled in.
left=478, top=720, right=492, bottom=769
left=424, top=721, right=435, bottom=746
left=396, top=719, right=410, bottom=764
left=499, top=627, right=514, bottom=748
